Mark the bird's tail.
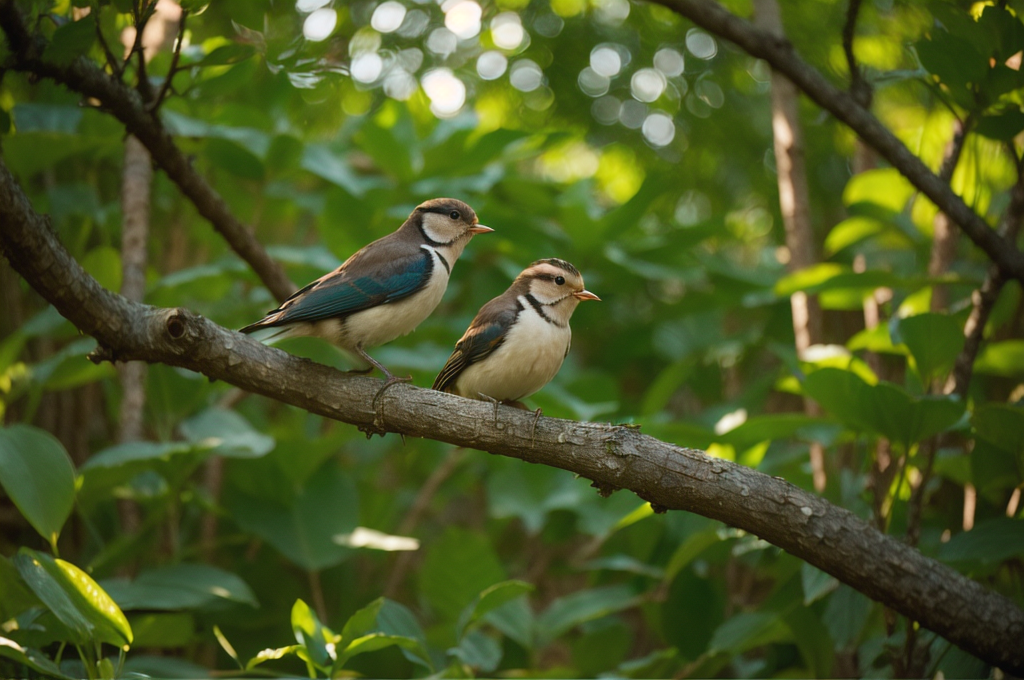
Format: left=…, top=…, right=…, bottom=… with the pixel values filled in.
left=238, top=323, right=298, bottom=345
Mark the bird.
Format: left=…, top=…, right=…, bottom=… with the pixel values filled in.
left=240, top=198, right=493, bottom=397
left=432, top=258, right=599, bottom=408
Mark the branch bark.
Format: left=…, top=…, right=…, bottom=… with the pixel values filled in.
left=1, top=158, right=1022, bottom=674
left=0, top=0, right=296, bottom=303
left=650, top=0, right=1024, bottom=285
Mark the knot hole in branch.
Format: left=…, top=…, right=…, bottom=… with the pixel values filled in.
left=166, top=311, right=187, bottom=339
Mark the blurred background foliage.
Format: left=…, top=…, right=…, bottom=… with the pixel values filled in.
left=1, top=0, right=1023, bottom=677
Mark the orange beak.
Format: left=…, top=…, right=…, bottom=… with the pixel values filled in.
left=469, top=224, right=494, bottom=235
left=573, top=289, right=600, bottom=301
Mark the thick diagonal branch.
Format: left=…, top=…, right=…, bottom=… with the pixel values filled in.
left=651, top=0, right=1024, bottom=285
left=0, top=158, right=1021, bottom=674
left=0, top=0, right=296, bottom=303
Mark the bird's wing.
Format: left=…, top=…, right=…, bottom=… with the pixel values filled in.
left=241, top=242, right=432, bottom=331
left=433, top=300, right=519, bottom=392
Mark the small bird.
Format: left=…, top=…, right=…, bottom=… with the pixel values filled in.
left=433, top=258, right=599, bottom=406
left=241, top=198, right=493, bottom=395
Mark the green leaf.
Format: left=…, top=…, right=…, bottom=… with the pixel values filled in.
left=245, top=644, right=302, bottom=670
left=975, top=109, right=1024, bottom=141
left=179, top=408, right=274, bottom=458
left=418, top=527, right=506, bottom=622
left=972, top=403, right=1024, bottom=455
left=800, top=563, right=838, bottom=606
left=101, top=563, right=258, bottom=611
left=709, top=611, right=789, bottom=654
left=42, top=15, right=97, bottom=65
left=892, top=313, right=964, bottom=382
left=194, top=43, right=256, bottom=67
left=227, top=461, right=358, bottom=571
left=536, top=585, right=638, bottom=644
left=783, top=607, right=833, bottom=677
left=205, top=138, right=264, bottom=181
left=13, top=550, right=133, bottom=649
left=81, top=441, right=197, bottom=471
left=842, top=168, right=915, bottom=212
left=0, top=425, right=76, bottom=547
left=915, top=31, right=988, bottom=109
left=377, top=599, right=433, bottom=670
left=339, top=597, right=383, bottom=648
left=456, top=580, right=534, bottom=639
left=0, top=554, right=40, bottom=621
left=449, top=629, right=502, bottom=672
left=0, top=637, right=76, bottom=680
left=291, top=598, right=335, bottom=670
left=335, top=633, right=430, bottom=669
left=939, top=518, right=1024, bottom=566
left=975, top=340, right=1024, bottom=377
left=129, top=612, right=195, bottom=647
left=824, top=216, right=887, bottom=255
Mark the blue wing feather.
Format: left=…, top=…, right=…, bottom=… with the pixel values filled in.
left=432, top=313, right=514, bottom=392
left=242, top=250, right=432, bottom=331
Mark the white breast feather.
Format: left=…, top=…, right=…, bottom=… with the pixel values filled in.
left=453, top=296, right=571, bottom=402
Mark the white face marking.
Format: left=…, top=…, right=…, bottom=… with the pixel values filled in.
left=421, top=211, right=470, bottom=245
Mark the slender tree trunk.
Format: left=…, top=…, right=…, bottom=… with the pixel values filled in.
left=752, top=0, right=826, bottom=492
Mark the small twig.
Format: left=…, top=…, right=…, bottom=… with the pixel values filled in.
left=842, top=0, right=871, bottom=108
left=148, top=9, right=187, bottom=111
left=93, top=11, right=123, bottom=78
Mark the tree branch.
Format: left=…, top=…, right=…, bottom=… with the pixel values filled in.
left=649, top=0, right=1024, bottom=285
left=841, top=0, right=871, bottom=108
left=1, top=157, right=1022, bottom=674
left=147, top=8, right=187, bottom=112
left=0, top=0, right=296, bottom=303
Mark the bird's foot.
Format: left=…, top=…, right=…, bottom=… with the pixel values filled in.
left=478, top=393, right=502, bottom=425
left=529, top=407, right=543, bottom=447
left=372, top=373, right=413, bottom=409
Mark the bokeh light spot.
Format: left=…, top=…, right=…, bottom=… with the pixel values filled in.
left=444, top=0, right=482, bottom=39
left=491, top=12, right=524, bottom=50
left=697, top=79, right=724, bottom=108
left=351, top=52, right=383, bottom=83
left=590, top=45, right=622, bottom=77
left=421, top=68, right=466, bottom=117
left=654, top=47, right=685, bottom=76
left=686, top=29, right=717, bottom=59
left=303, top=8, right=337, bottom=41
left=642, top=112, right=675, bottom=146
left=296, top=0, right=330, bottom=12
left=371, top=1, right=407, bottom=33
left=477, top=51, right=508, bottom=80
left=397, top=9, right=429, bottom=37
left=426, top=27, right=458, bottom=56
left=631, top=68, right=666, bottom=102
left=384, top=68, right=417, bottom=100
left=578, top=67, right=610, bottom=97
left=619, top=99, right=646, bottom=129
left=510, top=59, right=543, bottom=92
left=592, top=95, right=620, bottom=125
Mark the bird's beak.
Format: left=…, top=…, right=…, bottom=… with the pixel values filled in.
left=469, top=224, right=494, bottom=235
left=573, top=289, right=601, bottom=301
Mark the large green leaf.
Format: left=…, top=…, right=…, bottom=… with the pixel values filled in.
left=972, top=404, right=1024, bottom=456
left=708, top=611, right=789, bottom=654
left=179, top=408, right=275, bottom=458
left=803, top=368, right=964, bottom=446
left=456, top=580, right=534, bottom=639
left=939, top=518, right=1024, bottom=567
left=892, top=313, right=964, bottom=382
left=226, top=461, right=358, bottom=571
left=101, top=563, right=258, bottom=611
left=15, top=549, right=132, bottom=647
left=42, top=15, right=96, bottom=65
left=536, top=585, right=638, bottom=644
left=418, top=528, right=507, bottom=623
left=975, top=340, right=1024, bottom=377
left=0, top=425, right=76, bottom=547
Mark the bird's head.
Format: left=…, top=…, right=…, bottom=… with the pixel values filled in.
left=412, top=198, right=493, bottom=247
left=519, top=258, right=600, bottom=314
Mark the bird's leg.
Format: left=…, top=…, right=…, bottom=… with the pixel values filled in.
left=354, top=345, right=412, bottom=408
left=529, top=407, right=543, bottom=448
left=477, top=393, right=501, bottom=425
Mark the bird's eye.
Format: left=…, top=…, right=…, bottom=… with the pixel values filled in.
left=555, top=276, right=565, bottom=285
left=449, top=210, right=461, bottom=220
